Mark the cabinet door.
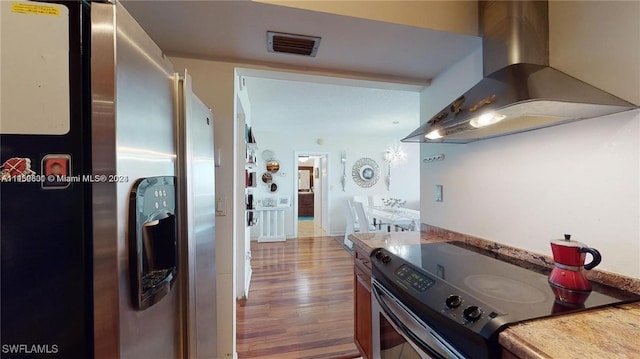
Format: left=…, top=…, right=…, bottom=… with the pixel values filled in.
left=298, top=194, right=314, bottom=216
left=501, top=348, right=521, bottom=359
left=354, top=266, right=372, bottom=359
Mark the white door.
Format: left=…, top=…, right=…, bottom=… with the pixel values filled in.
left=313, top=164, right=322, bottom=229
left=320, top=155, right=329, bottom=232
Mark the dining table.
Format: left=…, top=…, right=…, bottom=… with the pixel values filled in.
left=365, top=205, right=420, bottom=232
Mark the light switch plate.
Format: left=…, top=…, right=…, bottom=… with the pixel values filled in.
left=435, top=185, right=443, bottom=202
left=216, top=196, right=227, bottom=216
left=215, top=148, right=222, bottom=167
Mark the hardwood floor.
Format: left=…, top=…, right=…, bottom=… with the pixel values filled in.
left=237, top=237, right=360, bottom=359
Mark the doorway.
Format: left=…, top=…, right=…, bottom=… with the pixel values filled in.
left=294, top=153, right=329, bottom=238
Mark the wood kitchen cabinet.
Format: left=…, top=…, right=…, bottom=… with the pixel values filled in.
left=353, top=245, right=373, bottom=359
left=298, top=193, right=314, bottom=217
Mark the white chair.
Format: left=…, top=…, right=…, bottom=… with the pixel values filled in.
left=343, top=199, right=357, bottom=248
left=353, top=201, right=377, bottom=233
left=353, top=196, right=376, bottom=228
left=353, top=195, right=370, bottom=206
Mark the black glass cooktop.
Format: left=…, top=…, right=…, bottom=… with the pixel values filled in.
left=382, top=241, right=640, bottom=321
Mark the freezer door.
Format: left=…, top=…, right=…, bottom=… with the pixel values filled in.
left=177, top=71, right=217, bottom=358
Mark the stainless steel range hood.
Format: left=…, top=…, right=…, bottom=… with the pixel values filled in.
left=403, top=0, right=637, bottom=144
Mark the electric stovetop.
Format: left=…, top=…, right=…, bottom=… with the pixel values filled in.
left=372, top=241, right=640, bottom=346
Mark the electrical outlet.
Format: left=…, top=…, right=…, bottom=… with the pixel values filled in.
left=423, top=154, right=445, bottom=163
left=435, top=185, right=443, bottom=202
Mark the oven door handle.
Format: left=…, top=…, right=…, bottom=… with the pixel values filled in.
left=372, top=280, right=465, bottom=359
left=373, top=284, right=444, bottom=359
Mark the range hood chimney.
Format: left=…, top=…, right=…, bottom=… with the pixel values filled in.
left=402, top=0, right=637, bottom=144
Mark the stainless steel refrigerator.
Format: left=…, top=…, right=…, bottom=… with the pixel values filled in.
left=1, top=1, right=217, bottom=358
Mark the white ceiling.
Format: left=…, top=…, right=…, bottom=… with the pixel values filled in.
left=245, top=77, right=420, bottom=137
left=121, top=0, right=481, bottom=84
left=121, top=0, right=479, bottom=138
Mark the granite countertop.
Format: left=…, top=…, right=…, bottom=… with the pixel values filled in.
left=500, top=302, right=640, bottom=358
left=349, top=230, right=640, bottom=359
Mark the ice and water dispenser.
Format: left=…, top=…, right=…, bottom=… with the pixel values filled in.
left=129, top=176, right=178, bottom=310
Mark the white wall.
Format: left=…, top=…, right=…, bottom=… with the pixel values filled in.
left=420, top=110, right=640, bottom=277
left=419, top=1, right=640, bottom=278
left=251, top=131, right=421, bottom=237
left=549, top=0, right=640, bottom=105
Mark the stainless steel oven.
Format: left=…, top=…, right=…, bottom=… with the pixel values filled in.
left=372, top=279, right=465, bottom=359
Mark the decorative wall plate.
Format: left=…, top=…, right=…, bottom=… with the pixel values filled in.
left=262, top=150, right=275, bottom=161
left=352, top=157, right=379, bottom=188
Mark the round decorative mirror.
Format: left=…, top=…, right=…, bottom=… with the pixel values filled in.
left=352, top=157, right=380, bottom=188
left=266, top=160, right=280, bottom=173
left=261, top=172, right=273, bottom=184
left=268, top=182, right=279, bottom=193
left=262, top=149, right=275, bottom=161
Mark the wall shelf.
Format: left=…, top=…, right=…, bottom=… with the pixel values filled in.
left=245, top=141, right=257, bottom=168
left=244, top=131, right=258, bottom=229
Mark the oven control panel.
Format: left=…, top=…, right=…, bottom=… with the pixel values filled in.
left=395, top=264, right=435, bottom=292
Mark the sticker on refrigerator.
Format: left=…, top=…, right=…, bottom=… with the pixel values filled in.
left=1, top=157, right=36, bottom=182
left=11, top=2, right=61, bottom=16
left=41, top=154, right=71, bottom=189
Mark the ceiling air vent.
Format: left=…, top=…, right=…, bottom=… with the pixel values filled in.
left=267, top=31, right=321, bottom=57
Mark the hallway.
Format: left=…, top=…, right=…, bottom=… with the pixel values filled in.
left=236, top=237, right=359, bottom=359
left=297, top=218, right=328, bottom=238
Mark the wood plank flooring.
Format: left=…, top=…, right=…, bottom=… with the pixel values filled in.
left=237, top=236, right=360, bottom=359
